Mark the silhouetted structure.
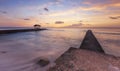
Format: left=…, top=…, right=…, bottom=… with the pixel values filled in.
left=80, top=30, right=105, bottom=53
left=34, top=24, right=41, bottom=29
left=0, top=29, right=47, bottom=34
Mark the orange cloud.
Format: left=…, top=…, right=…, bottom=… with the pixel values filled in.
left=83, top=0, right=120, bottom=10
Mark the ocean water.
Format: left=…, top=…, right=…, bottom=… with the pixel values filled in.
left=92, top=28, right=120, bottom=57
left=0, top=28, right=119, bottom=71
left=0, top=28, right=86, bottom=71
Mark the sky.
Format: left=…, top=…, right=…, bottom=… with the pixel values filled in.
left=0, top=0, right=120, bottom=28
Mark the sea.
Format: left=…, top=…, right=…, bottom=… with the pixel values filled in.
left=0, top=27, right=120, bottom=71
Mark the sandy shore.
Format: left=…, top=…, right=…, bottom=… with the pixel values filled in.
left=48, top=47, right=120, bottom=71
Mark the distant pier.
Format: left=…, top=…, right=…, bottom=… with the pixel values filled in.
left=0, top=28, right=47, bottom=34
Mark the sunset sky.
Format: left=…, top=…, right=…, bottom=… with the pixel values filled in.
left=0, top=0, right=120, bottom=28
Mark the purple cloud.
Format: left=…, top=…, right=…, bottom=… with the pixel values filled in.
left=79, top=20, right=83, bottom=22
left=23, top=18, right=30, bottom=20
left=72, top=23, right=83, bottom=26
left=109, top=16, right=120, bottom=19
left=0, top=10, right=7, bottom=14
left=55, top=21, right=64, bottom=24
left=44, top=8, right=49, bottom=12
left=64, top=23, right=84, bottom=28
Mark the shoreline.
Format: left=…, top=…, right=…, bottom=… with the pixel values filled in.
left=48, top=30, right=120, bottom=71
left=0, top=28, right=47, bottom=34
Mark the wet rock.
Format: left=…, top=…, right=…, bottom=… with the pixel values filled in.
left=1, top=51, right=7, bottom=54
left=36, top=58, right=50, bottom=67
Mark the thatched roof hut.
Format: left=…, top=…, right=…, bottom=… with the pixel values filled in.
left=34, top=24, right=41, bottom=29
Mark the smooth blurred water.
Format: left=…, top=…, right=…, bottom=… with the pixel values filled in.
left=0, top=28, right=86, bottom=71
left=92, top=28, right=120, bottom=57
left=0, top=28, right=120, bottom=71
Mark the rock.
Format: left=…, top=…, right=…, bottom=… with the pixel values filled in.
left=1, top=51, right=7, bottom=53
left=108, top=64, right=120, bottom=71
left=36, top=58, right=50, bottom=67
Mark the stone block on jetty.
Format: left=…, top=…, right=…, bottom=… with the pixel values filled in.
left=80, top=30, right=105, bottom=53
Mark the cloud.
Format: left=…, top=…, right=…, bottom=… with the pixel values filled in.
left=0, top=10, right=7, bottom=14
left=49, top=9, right=78, bottom=17
left=64, top=23, right=84, bottom=28
left=109, top=16, right=120, bottom=19
left=56, top=0, right=62, bottom=2
left=65, top=23, right=92, bottom=28
left=48, top=0, right=120, bottom=17
left=82, top=0, right=120, bottom=10
left=23, top=18, right=30, bottom=20
left=46, top=23, right=50, bottom=24
left=71, top=23, right=83, bottom=26
left=79, top=20, right=89, bottom=22
left=55, top=21, right=64, bottom=24
left=83, top=0, right=120, bottom=6
left=44, top=8, right=49, bottom=12
left=79, top=20, right=83, bottom=22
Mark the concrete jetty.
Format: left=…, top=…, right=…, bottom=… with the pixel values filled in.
left=48, top=30, right=120, bottom=71
left=80, top=30, right=105, bottom=53
left=0, top=28, right=47, bottom=34
left=48, top=47, right=120, bottom=71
